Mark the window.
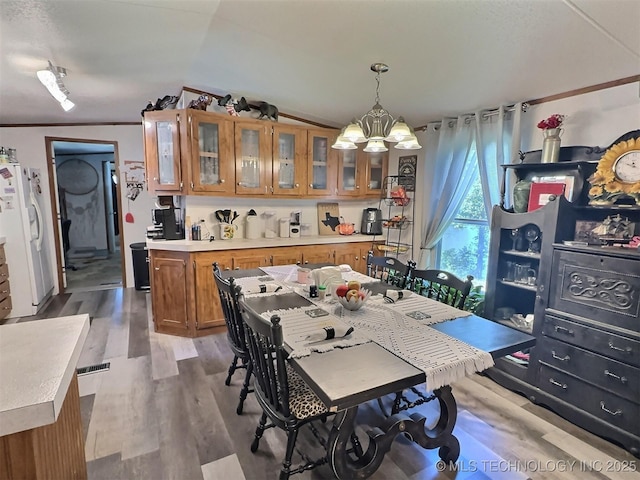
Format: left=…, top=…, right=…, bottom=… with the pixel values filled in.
left=437, top=172, right=489, bottom=286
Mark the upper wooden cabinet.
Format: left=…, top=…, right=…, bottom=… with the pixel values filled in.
left=144, top=109, right=235, bottom=195
left=144, top=110, right=184, bottom=194
left=143, top=109, right=387, bottom=198
left=188, top=110, right=235, bottom=194
left=307, top=128, right=338, bottom=196
left=235, top=119, right=308, bottom=196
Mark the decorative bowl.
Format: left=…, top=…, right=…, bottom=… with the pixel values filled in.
left=337, top=289, right=371, bottom=311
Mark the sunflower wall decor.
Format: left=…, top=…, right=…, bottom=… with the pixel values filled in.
left=588, top=135, right=640, bottom=206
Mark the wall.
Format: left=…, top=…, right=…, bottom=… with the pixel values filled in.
left=57, top=154, right=111, bottom=251
left=0, top=125, right=154, bottom=292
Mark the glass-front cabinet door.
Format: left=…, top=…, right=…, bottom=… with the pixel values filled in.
left=307, top=128, right=337, bottom=196
left=337, top=148, right=361, bottom=197
left=189, top=111, right=234, bottom=194
left=143, top=110, right=183, bottom=193
left=362, top=150, right=388, bottom=197
left=272, top=125, right=307, bottom=196
left=235, top=120, right=271, bottom=195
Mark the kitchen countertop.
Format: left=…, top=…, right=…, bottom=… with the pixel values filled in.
left=0, top=314, right=90, bottom=436
left=146, top=234, right=380, bottom=252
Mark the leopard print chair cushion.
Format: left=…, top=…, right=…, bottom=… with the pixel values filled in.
left=286, top=363, right=328, bottom=420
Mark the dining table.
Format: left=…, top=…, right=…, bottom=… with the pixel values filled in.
left=222, top=264, right=535, bottom=480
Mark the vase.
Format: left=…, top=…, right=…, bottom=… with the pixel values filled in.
left=513, top=179, right=531, bottom=213
left=541, top=128, right=562, bottom=163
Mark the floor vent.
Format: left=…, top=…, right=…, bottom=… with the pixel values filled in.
left=77, top=362, right=110, bottom=376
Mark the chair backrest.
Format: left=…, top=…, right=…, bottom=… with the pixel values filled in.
left=366, top=251, right=412, bottom=288
left=213, top=263, right=248, bottom=356
left=238, top=296, right=291, bottom=417
left=409, top=269, right=474, bottom=310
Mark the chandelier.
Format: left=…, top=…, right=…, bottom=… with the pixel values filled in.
left=37, top=61, right=75, bottom=112
left=332, top=63, right=421, bottom=152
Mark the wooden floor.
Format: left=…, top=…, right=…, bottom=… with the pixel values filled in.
left=18, top=288, right=639, bottom=480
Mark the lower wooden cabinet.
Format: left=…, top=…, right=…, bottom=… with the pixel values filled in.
left=149, top=241, right=383, bottom=337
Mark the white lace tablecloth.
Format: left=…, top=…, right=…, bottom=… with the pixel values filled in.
left=235, top=266, right=492, bottom=390
left=259, top=306, right=372, bottom=359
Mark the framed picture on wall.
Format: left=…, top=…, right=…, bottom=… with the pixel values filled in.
left=398, top=155, right=417, bottom=191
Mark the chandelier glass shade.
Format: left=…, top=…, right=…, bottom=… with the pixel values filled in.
left=332, top=63, right=421, bottom=152
left=37, top=61, right=75, bottom=112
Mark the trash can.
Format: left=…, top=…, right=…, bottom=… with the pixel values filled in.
left=130, top=242, right=150, bottom=291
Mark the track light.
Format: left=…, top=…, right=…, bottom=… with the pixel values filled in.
left=37, top=61, right=75, bottom=112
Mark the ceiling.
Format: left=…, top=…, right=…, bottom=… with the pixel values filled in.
left=1, top=0, right=639, bottom=128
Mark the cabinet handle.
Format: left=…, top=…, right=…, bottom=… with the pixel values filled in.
left=154, top=267, right=160, bottom=271
left=551, top=351, right=570, bottom=362
left=0, top=274, right=6, bottom=277
left=355, top=256, right=359, bottom=260
left=2, top=306, right=10, bottom=310
left=604, top=370, right=627, bottom=384
left=295, top=183, right=299, bottom=188
left=190, top=182, right=194, bottom=189
left=309, top=183, right=313, bottom=188
left=548, top=378, right=567, bottom=390
left=219, top=178, right=225, bottom=184
left=304, top=261, right=309, bottom=264
left=234, top=267, right=240, bottom=270
left=554, top=325, right=574, bottom=336
left=153, top=177, right=158, bottom=182
left=600, top=401, right=622, bottom=416
left=0, top=289, right=8, bottom=293
left=608, top=342, right=632, bottom=354
left=237, top=182, right=242, bottom=186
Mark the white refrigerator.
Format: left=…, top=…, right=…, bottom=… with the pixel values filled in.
left=0, top=164, right=54, bottom=317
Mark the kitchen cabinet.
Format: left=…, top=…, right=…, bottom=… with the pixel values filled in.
left=337, top=149, right=388, bottom=198
left=150, top=249, right=231, bottom=337
left=150, top=251, right=190, bottom=333
left=188, top=110, right=235, bottom=194
left=0, top=244, right=11, bottom=319
left=299, top=245, right=334, bottom=265
left=234, top=120, right=309, bottom=196
left=269, top=247, right=303, bottom=266
left=193, top=251, right=232, bottom=330
left=306, top=128, right=338, bottom=196
left=231, top=249, right=271, bottom=270
left=149, top=241, right=384, bottom=336
left=144, top=110, right=184, bottom=194
left=272, top=124, right=307, bottom=196
left=144, top=109, right=235, bottom=195
left=234, top=119, right=272, bottom=195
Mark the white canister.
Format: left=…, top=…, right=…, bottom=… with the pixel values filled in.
left=246, top=216, right=260, bottom=239
left=279, top=218, right=290, bottom=238
left=301, top=223, right=312, bottom=236
left=289, top=223, right=300, bottom=238
left=264, top=211, right=277, bottom=238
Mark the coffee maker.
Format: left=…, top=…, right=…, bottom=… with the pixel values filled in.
left=147, top=196, right=184, bottom=240
left=361, top=208, right=382, bottom=235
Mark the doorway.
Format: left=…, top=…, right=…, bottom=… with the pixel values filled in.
left=45, top=137, right=125, bottom=293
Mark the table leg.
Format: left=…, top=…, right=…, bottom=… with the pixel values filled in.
left=327, top=386, right=460, bottom=480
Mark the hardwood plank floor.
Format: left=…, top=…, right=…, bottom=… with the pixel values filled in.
left=15, top=288, right=639, bottom=480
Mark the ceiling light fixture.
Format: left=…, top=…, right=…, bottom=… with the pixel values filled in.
left=37, top=61, right=75, bottom=112
left=332, top=63, right=421, bottom=152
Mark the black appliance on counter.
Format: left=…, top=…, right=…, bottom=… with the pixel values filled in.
left=147, top=208, right=184, bottom=240
left=361, top=208, right=383, bottom=235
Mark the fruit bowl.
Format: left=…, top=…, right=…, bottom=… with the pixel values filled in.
left=337, top=289, right=371, bottom=311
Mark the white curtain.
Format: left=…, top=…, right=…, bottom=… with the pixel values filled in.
left=418, top=116, right=477, bottom=267
left=418, top=105, right=523, bottom=268
left=475, top=103, right=523, bottom=217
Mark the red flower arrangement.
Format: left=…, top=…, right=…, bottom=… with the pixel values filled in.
left=537, top=114, right=565, bottom=130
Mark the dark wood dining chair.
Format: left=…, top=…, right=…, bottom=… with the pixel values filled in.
left=238, top=297, right=331, bottom=480
left=379, top=268, right=474, bottom=417
left=213, top=263, right=253, bottom=415
left=408, top=268, right=474, bottom=310
left=365, top=250, right=413, bottom=288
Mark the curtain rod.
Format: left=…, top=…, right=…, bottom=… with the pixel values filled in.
left=415, top=103, right=528, bottom=131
